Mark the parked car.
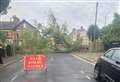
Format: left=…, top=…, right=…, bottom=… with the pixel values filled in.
left=94, top=48, right=120, bottom=82
left=104, top=41, right=120, bottom=51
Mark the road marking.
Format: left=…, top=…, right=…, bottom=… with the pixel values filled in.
left=20, top=59, right=23, bottom=62
left=86, top=75, right=92, bottom=80
left=80, top=70, right=85, bottom=74
left=71, top=74, right=82, bottom=79
left=10, top=69, right=23, bottom=82
left=72, top=55, right=95, bottom=66
left=11, top=74, right=18, bottom=82
left=20, top=70, right=24, bottom=72
left=50, top=57, right=54, bottom=61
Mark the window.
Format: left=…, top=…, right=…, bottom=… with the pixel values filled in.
left=104, top=50, right=114, bottom=59
left=111, top=49, right=120, bottom=61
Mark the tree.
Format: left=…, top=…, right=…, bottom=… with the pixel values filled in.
left=47, top=11, right=61, bottom=49
left=46, top=11, right=72, bottom=51
left=0, top=31, right=6, bottom=43
left=61, top=22, right=74, bottom=48
left=21, top=27, right=40, bottom=54
left=87, top=24, right=100, bottom=42
left=0, top=0, right=10, bottom=14
left=112, top=13, right=120, bottom=24
left=71, top=37, right=83, bottom=51
left=61, top=22, right=68, bottom=34
left=101, top=13, right=120, bottom=46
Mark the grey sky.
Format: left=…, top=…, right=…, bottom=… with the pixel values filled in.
left=1, top=0, right=120, bottom=31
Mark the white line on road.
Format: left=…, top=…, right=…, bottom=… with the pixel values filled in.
left=10, top=69, right=23, bottom=82
left=11, top=74, right=18, bottom=82
left=72, top=55, right=95, bottom=66
left=20, top=70, right=24, bottom=72
left=80, top=70, right=85, bottom=74
left=50, top=57, right=54, bottom=61
left=86, top=75, right=92, bottom=80
left=20, top=59, right=23, bottom=62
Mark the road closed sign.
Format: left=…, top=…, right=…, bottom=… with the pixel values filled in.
left=24, top=55, right=46, bottom=71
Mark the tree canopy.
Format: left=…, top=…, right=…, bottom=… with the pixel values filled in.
left=0, top=31, right=6, bottom=43
left=101, top=13, right=120, bottom=46
left=45, top=11, right=73, bottom=51
left=87, top=24, right=100, bottom=42
left=0, top=0, right=10, bottom=14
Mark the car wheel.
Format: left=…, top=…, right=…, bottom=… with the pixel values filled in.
left=94, top=66, right=102, bottom=81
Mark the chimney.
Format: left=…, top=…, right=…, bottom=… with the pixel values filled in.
left=11, top=15, right=20, bottom=23
left=80, top=26, right=85, bottom=31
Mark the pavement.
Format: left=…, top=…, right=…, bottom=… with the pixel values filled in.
left=0, top=55, right=23, bottom=71
left=0, top=53, right=100, bottom=82
left=73, top=52, right=102, bottom=64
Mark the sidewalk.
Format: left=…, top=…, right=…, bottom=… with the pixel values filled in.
left=73, top=52, right=103, bottom=64
left=0, top=55, right=23, bottom=70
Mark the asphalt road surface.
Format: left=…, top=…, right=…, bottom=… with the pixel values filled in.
left=0, top=53, right=99, bottom=82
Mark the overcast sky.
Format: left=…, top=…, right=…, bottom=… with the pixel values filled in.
left=1, top=0, right=120, bottom=31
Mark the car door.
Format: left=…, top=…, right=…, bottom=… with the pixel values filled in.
left=110, top=49, right=120, bottom=82
left=101, top=49, right=115, bottom=78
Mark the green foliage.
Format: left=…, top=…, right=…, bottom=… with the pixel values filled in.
left=101, top=13, right=120, bottom=46
left=20, top=22, right=51, bottom=54
left=63, top=34, right=73, bottom=48
left=87, top=25, right=100, bottom=42
left=21, top=27, right=39, bottom=54
left=46, top=11, right=70, bottom=50
left=45, top=11, right=84, bottom=52
left=112, top=13, right=120, bottom=24
left=20, top=11, right=85, bottom=53
left=71, top=38, right=83, bottom=51
left=0, top=0, right=10, bottom=14
left=0, top=31, right=6, bottom=43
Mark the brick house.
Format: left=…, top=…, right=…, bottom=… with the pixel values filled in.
left=0, top=16, right=39, bottom=55
left=70, top=26, right=89, bottom=47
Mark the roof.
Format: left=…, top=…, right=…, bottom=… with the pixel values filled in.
left=0, top=20, right=36, bottom=30
left=109, top=47, right=120, bottom=50
left=0, top=21, right=19, bottom=30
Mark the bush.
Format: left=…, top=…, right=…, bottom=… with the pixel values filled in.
left=35, top=48, right=46, bottom=54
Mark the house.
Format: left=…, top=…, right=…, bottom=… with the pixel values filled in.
left=0, top=16, right=39, bottom=55
left=70, top=26, right=89, bottom=48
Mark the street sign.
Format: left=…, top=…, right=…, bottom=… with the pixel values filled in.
left=24, top=55, right=46, bottom=71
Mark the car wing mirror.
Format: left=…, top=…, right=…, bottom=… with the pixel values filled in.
left=116, top=61, right=120, bottom=65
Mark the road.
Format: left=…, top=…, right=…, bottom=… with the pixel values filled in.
left=0, top=53, right=99, bottom=82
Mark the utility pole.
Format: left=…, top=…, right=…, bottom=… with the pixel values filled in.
left=104, top=14, right=107, bottom=26
left=93, top=2, right=99, bottom=50
left=95, top=2, right=98, bottom=26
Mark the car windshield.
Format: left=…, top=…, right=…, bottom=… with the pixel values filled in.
left=0, top=0, right=120, bottom=82
left=112, top=49, right=120, bottom=61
